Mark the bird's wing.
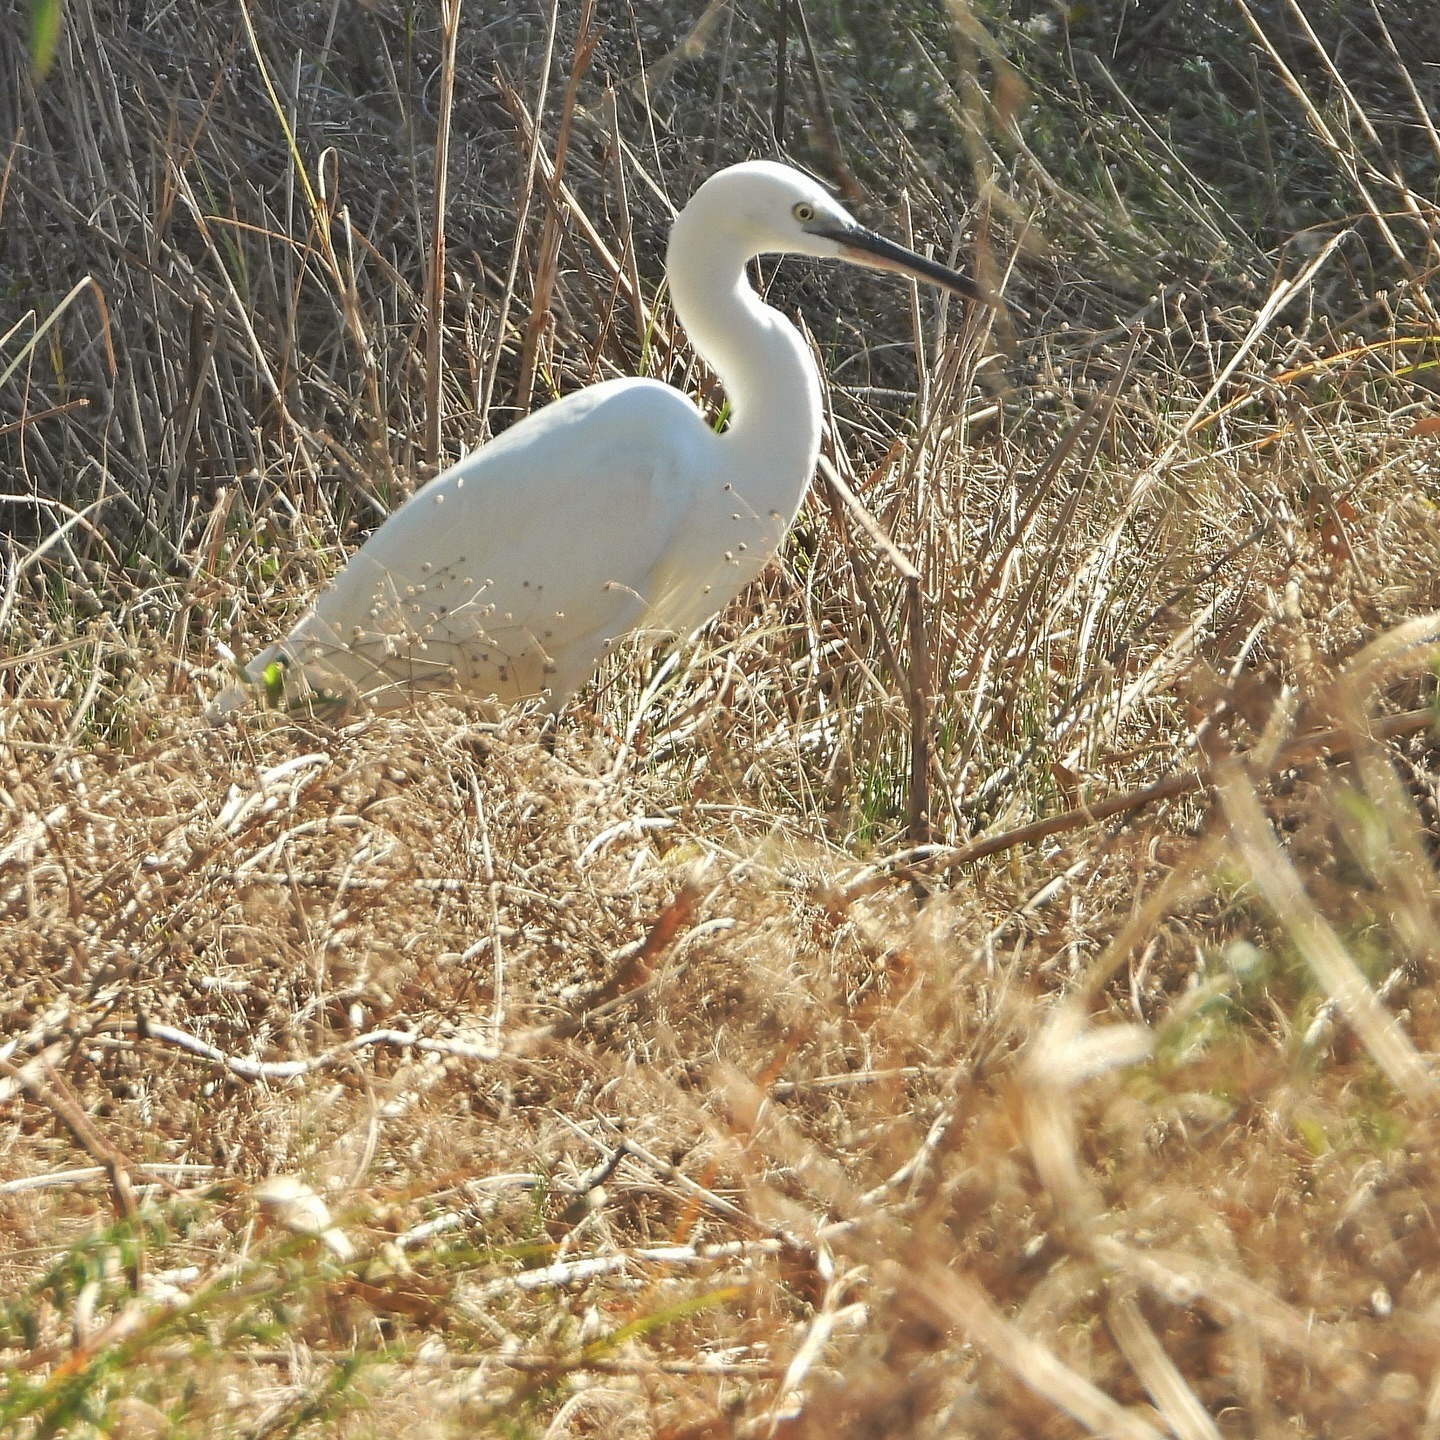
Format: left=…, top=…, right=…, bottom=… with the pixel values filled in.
left=256, top=379, right=717, bottom=710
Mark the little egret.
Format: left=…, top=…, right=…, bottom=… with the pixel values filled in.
left=236, top=160, right=990, bottom=715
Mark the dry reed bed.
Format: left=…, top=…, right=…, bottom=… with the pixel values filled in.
left=2, top=480, right=1440, bottom=1434
left=5, top=0, right=1440, bottom=1435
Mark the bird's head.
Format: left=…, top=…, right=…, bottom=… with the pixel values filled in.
left=676, top=160, right=991, bottom=306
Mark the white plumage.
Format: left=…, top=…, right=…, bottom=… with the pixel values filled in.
left=237, top=160, right=986, bottom=715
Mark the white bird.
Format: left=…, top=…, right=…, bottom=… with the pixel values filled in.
left=236, top=160, right=989, bottom=716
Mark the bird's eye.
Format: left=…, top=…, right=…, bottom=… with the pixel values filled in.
left=793, top=202, right=815, bottom=223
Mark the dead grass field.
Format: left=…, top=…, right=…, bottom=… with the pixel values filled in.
left=4, top=1, right=1440, bottom=1435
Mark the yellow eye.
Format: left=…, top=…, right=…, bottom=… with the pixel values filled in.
left=793, top=202, right=815, bottom=223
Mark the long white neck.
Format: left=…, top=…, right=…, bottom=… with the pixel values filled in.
left=666, top=210, right=823, bottom=531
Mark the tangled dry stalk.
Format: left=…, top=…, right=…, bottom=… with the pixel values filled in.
left=4, top=1, right=1440, bottom=1435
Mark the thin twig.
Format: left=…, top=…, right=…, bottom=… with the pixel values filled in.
left=515, top=0, right=597, bottom=411
left=839, top=706, right=1437, bottom=900
left=135, top=1345, right=787, bottom=1378
left=479, top=0, right=561, bottom=434
left=138, top=1019, right=501, bottom=1080
left=788, top=0, right=858, bottom=201
left=0, top=1053, right=142, bottom=1237
left=424, top=0, right=462, bottom=468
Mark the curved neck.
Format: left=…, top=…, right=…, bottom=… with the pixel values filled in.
left=666, top=215, right=822, bottom=517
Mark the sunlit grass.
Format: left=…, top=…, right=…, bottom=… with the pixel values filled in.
left=3, top=1, right=1440, bottom=1435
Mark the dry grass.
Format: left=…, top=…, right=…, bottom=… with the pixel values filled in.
left=4, top=1, right=1440, bottom=1436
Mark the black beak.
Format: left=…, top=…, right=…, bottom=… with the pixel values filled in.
left=809, top=220, right=995, bottom=307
